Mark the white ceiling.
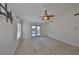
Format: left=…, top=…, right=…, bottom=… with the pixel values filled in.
left=8, top=3, right=79, bottom=22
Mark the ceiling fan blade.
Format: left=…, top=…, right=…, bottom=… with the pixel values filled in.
left=48, top=15, right=55, bottom=17
left=10, top=11, right=12, bottom=15
left=5, top=3, right=8, bottom=22
left=9, top=11, right=13, bottom=24
left=74, top=13, right=79, bottom=16
left=39, top=16, right=43, bottom=18
left=5, top=3, right=7, bottom=11
left=5, top=13, right=8, bottom=22
left=6, top=16, right=8, bottom=22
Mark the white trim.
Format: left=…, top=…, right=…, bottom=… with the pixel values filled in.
left=11, top=39, right=21, bottom=55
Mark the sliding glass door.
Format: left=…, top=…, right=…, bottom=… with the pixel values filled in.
left=32, top=25, right=40, bottom=37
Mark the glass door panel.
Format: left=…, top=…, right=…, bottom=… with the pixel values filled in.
left=37, top=26, right=40, bottom=36
left=32, top=26, right=36, bottom=36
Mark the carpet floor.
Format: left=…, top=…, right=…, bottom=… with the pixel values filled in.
left=14, top=36, right=79, bottom=55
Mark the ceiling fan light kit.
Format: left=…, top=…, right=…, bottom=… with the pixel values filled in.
left=43, top=16, right=49, bottom=20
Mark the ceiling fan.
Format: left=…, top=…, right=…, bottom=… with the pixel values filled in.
left=0, top=3, right=13, bottom=24
left=39, top=10, right=55, bottom=21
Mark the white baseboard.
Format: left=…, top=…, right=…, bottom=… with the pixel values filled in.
left=47, top=35, right=79, bottom=47
left=11, top=39, right=21, bottom=55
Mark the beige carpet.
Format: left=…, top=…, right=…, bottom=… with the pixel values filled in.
left=14, top=36, right=79, bottom=55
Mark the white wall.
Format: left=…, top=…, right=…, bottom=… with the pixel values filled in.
left=77, top=19, right=79, bottom=46
left=0, top=18, right=20, bottom=54
left=78, top=19, right=79, bottom=45
left=41, top=23, right=48, bottom=36
left=73, top=7, right=79, bottom=46
left=22, top=21, right=31, bottom=39
left=75, top=15, right=79, bottom=46
left=46, top=7, right=79, bottom=47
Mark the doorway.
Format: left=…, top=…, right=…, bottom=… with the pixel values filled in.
left=32, top=25, right=40, bottom=37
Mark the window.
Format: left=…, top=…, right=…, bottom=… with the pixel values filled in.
left=17, top=23, right=22, bottom=39
left=32, top=25, right=40, bottom=37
